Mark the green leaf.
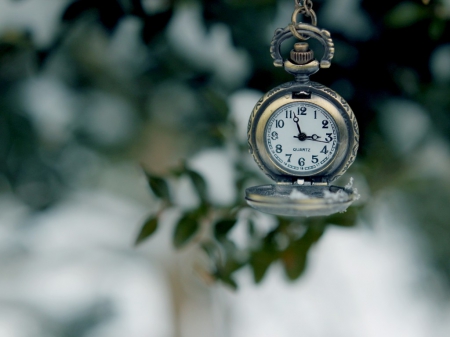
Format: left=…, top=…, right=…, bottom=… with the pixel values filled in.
left=223, top=254, right=244, bottom=275
left=186, top=169, right=208, bottom=202
left=299, top=221, right=327, bottom=243
left=247, top=219, right=256, bottom=237
left=326, top=207, right=358, bottom=227
left=280, top=223, right=328, bottom=280
left=214, top=254, right=244, bottom=290
left=429, top=18, right=446, bottom=40
left=135, top=216, right=158, bottom=246
left=250, top=249, right=275, bottom=283
left=216, top=274, right=238, bottom=290
left=173, top=213, right=200, bottom=249
left=146, top=174, right=170, bottom=201
left=192, top=202, right=210, bottom=218
left=385, top=3, right=429, bottom=28
left=281, top=243, right=308, bottom=280
left=214, top=219, right=236, bottom=240
left=280, top=225, right=324, bottom=280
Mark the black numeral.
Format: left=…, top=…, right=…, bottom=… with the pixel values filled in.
left=285, top=110, right=293, bottom=118
left=298, top=157, right=305, bottom=167
left=322, top=120, right=329, bottom=128
left=320, top=146, right=328, bottom=154
left=285, top=154, right=292, bottom=162
left=312, top=155, right=318, bottom=164
left=299, top=107, right=307, bottom=115
left=325, top=133, right=333, bottom=142
left=314, top=111, right=317, bottom=119
left=276, top=145, right=283, bottom=153
left=276, top=120, right=285, bottom=128
left=271, top=131, right=279, bottom=140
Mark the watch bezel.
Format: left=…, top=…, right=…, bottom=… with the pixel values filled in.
left=248, top=81, right=359, bottom=183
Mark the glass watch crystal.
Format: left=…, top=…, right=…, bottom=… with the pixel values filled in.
left=265, top=102, right=338, bottom=175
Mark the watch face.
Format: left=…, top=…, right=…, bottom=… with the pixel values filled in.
left=265, top=102, right=339, bottom=175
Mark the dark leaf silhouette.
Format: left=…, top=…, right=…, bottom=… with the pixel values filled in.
left=135, top=216, right=158, bottom=246
left=173, top=213, right=200, bottom=249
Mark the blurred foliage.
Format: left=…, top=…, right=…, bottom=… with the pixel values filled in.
left=137, top=162, right=360, bottom=288
left=1, top=0, right=450, bottom=288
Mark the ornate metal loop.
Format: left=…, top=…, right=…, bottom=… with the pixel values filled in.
left=270, top=23, right=335, bottom=68
left=291, top=1, right=317, bottom=40
left=293, top=1, right=314, bottom=18
left=291, top=6, right=317, bottom=27
left=295, top=0, right=313, bottom=8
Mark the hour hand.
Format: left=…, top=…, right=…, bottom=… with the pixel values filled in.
left=292, top=116, right=302, bottom=134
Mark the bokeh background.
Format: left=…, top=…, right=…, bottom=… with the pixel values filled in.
left=1, top=0, right=450, bottom=336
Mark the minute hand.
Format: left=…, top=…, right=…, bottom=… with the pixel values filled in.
left=306, top=134, right=331, bottom=143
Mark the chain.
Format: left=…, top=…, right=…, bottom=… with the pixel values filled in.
left=295, top=0, right=314, bottom=18
left=291, top=0, right=317, bottom=40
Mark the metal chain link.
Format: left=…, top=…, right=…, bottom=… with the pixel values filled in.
left=291, top=0, right=317, bottom=40
left=296, top=0, right=313, bottom=17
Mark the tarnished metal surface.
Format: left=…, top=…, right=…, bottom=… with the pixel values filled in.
left=247, top=82, right=359, bottom=184
left=246, top=0, right=359, bottom=216
left=270, top=24, right=334, bottom=68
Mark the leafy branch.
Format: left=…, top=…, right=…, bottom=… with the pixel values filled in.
left=136, top=162, right=359, bottom=289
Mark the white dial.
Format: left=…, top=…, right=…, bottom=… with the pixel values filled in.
left=265, top=102, right=339, bottom=175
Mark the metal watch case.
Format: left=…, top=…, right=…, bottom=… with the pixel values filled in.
left=245, top=22, right=359, bottom=217
left=247, top=80, right=359, bottom=184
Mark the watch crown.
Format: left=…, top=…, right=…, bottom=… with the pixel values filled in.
left=290, top=42, right=315, bottom=65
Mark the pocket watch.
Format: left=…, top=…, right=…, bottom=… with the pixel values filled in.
left=246, top=1, right=359, bottom=217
